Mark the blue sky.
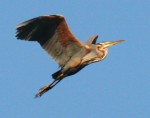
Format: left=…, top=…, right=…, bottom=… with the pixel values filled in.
left=1, top=0, right=150, bottom=118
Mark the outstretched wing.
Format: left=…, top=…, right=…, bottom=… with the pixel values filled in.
left=16, top=15, right=87, bottom=67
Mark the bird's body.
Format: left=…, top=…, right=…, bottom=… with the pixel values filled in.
left=16, top=14, right=124, bottom=97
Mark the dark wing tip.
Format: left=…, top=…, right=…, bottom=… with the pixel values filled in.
left=85, top=34, right=99, bottom=45
left=92, top=34, right=98, bottom=44
left=16, top=17, right=41, bottom=40
left=16, top=15, right=65, bottom=45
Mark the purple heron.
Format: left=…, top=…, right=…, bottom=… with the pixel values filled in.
left=16, top=14, right=124, bottom=97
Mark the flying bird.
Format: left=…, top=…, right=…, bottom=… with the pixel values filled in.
left=16, top=14, right=124, bottom=97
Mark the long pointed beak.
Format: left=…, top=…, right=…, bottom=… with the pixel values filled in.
left=103, top=40, right=124, bottom=48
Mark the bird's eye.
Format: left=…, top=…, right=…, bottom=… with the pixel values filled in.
left=97, top=45, right=102, bottom=51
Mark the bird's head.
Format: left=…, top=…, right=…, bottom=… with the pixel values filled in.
left=95, top=40, right=124, bottom=60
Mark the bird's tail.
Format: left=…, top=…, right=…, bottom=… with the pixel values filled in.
left=52, top=70, right=64, bottom=80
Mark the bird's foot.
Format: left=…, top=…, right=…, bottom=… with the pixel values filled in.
left=34, top=79, right=62, bottom=98
left=35, top=85, right=50, bottom=98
